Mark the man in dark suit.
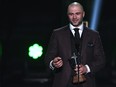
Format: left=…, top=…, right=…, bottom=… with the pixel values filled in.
left=44, top=2, right=105, bottom=87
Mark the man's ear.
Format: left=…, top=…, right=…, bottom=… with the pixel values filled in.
left=83, top=11, right=85, bottom=18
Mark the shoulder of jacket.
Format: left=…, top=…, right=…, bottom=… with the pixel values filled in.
left=53, top=25, right=68, bottom=32
left=86, top=27, right=99, bottom=34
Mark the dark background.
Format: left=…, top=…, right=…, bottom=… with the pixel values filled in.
left=1, top=0, right=116, bottom=87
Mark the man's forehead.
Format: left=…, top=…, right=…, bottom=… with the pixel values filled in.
left=68, top=2, right=84, bottom=11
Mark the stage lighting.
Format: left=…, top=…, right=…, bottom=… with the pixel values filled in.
left=28, top=43, right=43, bottom=59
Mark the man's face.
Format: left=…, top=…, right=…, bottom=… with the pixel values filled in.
left=67, top=5, right=85, bottom=27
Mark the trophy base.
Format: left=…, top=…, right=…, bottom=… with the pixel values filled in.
left=73, top=74, right=86, bottom=84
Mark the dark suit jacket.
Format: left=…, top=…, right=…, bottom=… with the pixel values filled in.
left=44, top=25, right=105, bottom=87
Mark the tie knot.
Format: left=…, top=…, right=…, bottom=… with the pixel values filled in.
left=73, top=28, right=79, bottom=31
left=73, top=28, right=80, bottom=34
left=74, top=28, right=79, bottom=30
left=73, top=28, right=80, bottom=38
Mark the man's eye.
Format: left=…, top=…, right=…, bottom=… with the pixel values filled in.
left=68, top=13, right=73, bottom=16
left=76, top=12, right=81, bottom=15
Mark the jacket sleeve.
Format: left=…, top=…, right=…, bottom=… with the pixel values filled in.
left=44, top=30, right=58, bottom=71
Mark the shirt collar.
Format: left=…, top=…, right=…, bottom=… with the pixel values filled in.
left=69, top=23, right=84, bottom=31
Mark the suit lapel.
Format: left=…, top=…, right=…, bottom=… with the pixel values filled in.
left=81, top=27, right=90, bottom=63
left=62, top=26, right=72, bottom=59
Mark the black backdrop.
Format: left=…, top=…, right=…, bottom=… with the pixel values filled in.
left=1, top=0, right=116, bottom=87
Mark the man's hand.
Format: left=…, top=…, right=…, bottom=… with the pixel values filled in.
left=52, top=57, right=63, bottom=68
left=74, top=64, right=87, bottom=74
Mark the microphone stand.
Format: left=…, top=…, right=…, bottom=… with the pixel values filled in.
left=77, top=53, right=80, bottom=83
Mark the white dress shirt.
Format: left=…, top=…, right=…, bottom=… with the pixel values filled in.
left=69, top=23, right=83, bottom=37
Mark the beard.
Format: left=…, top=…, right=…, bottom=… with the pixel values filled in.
left=71, top=21, right=83, bottom=27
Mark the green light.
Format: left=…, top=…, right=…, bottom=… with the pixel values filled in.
left=28, top=43, right=43, bottom=59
